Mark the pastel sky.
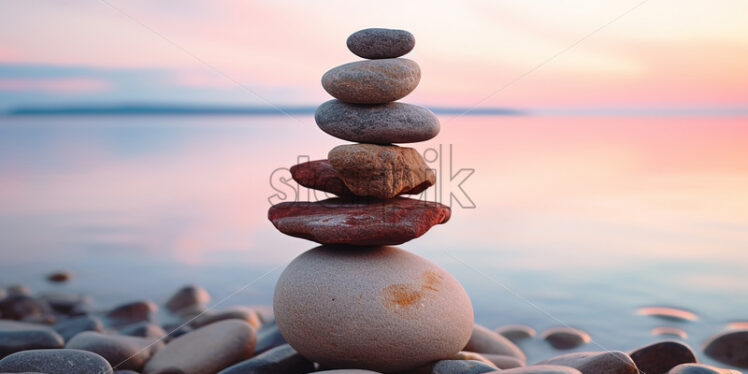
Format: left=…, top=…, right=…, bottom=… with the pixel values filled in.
left=1, top=0, right=747, bottom=111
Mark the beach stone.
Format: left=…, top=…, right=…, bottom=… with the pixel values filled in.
left=329, top=144, right=435, bottom=199
left=143, top=319, right=256, bottom=374
left=217, top=344, right=314, bottom=374
left=291, top=159, right=354, bottom=197
left=432, top=360, right=497, bottom=374
left=53, top=315, right=104, bottom=341
left=0, top=320, right=64, bottom=358
left=38, top=292, right=92, bottom=315
left=347, top=28, right=415, bottom=59
left=453, top=351, right=498, bottom=367
left=5, top=285, right=31, bottom=296
left=464, top=324, right=526, bottom=361
left=537, top=351, right=638, bottom=374
left=703, top=329, right=748, bottom=368
left=0, top=349, right=113, bottom=374
left=268, top=197, right=450, bottom=246
left=541, top=327, right=591, bottom=350
left=322, top=58, right=420, bottom=104
left=46, top=270, right=72, bottom=283
left=119, top=321, right=167, bottom=339
left=106, top=300, right=157, bottom=325
left=191, top=306, right=261, bottom=330
left=482, top=353, right=525, bottom=369
left=0, top=295, right=53, bottom=321
left=165, top=284, right=210, bottom=313
left=669, top=363, right=741, bottom=373
left=254, top=322, right=287, bottom=355
left=629, top=340, right=697, bottom=374
left=273, top=245, right=473, bottom=373
left=496, top=324, right=537, bottom=342
left=315, top=100, right=440, bottom=144
left=66, top=331, right=162, bottom=371
left=501, top=365, right=583, bottom=373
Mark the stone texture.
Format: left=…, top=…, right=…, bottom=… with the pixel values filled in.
left=432, top=360, right=497, bottom=374
left=496, top=325, right=537, bottom=342
left=0, top=349, right=113, bottom=374
left=268, top=197, right=450, bottom=246
left=537, top=351, right=638, bottom=374
left=541, top=327, right=591, bottom=350
left=315, top=100, right=440, bottom=144
left=165, top=284, right=211, bottom=313
left=329, top=144, right=435, bottom=199
left=669, top=363, right=741, bottom=373
left=143, top=319, right=257, bottom=374
left=291, top=159, right=355, bottom=197
left=66, top=331, right=162, bottom=371
left=501, top=366, right=583, bottom=373
left=106, top=300, right=157, bottom=325
left=273, top=245, right=473, bottom=373
left=217, top=344, right=314, bottom=374
left=0, top=321, right=64, bottom=358
left=191, top=306, right=261, bottom=330
left=53, top=315, right=104, bottom=341
left=322, top=59, right=420, bottom=104
left=464, top=324, right=526, bottom=361
left=346, top=28, right=415, bottom=59
left=629, top=340, right=697, bottom=374
left=703, top=329, right=748, bottom=368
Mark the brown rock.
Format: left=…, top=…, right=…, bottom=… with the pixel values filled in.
left=165, top=285, right=210, bottom=313
left=66, top=331, right=162, bottom=371
left=541, top=327, right=591, bottom=350
left=496, top=324, right=537, bottom=342
left=291, top=159, right=354, bottom=197
left=321, top=58, right=420, bottom=104
left=537, top=351, right=638, bottom=374
left=328, top=144, right=434, bottom=199
left=190, top=306, right=261, bottom=330
left=703, top=329, right=748, bottom=369
left=464, top=324, right=526, bottom=361
left=629, top=340, right=697, bottom=374
left=268, top=197, right=450, bottom=246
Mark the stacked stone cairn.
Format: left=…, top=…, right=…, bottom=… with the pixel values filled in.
left=268, top=28, right=476, bottom=372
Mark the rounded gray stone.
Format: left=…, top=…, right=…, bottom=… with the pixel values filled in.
left=165, top=284, right=211, bottom=313
left=217, top=344, right=314, bottom=374
left=315, top=100, right=439, bottom=144
left=66, top=331, right=162, bottom=371
left=0, top=349, right=113, bottom=374
left=347, top=28, right=415, bottom=59
left=496, top=324, right=537, bottom=342
left=322, top=58, right=420, bottom=104
left=537, top=351, right=638, bottom=374
left=0, top=321, right=64, bottom=358
left=432, top=359, right=497, bottom=374
left=273, top=245, right=474, bottom=373
left=465, top=324, right=526, bottom=361
left=541, top=327, right=591, bottom=350
left=53, top=315, right=104, bottom=341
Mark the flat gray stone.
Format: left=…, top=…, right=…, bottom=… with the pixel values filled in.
left=432, top=359, right=497, bottom=374
left=347, top=28, right=415, bottom=59
left=315, top=100, right=439, bottom=144
left=0, top=321, right=64, bottom=358
left=0, top=349, right=113, bottom=374
left=496, top=324, right=537, bottom=342
left=53, top=315, right=104, bottom=341
left=66, top=331, right=162, bottom=371
left=537, top=351, right=638, bottom=374
left=322, top=59, right=420, bottom=104
left=218, top=344, right=314, bottom=374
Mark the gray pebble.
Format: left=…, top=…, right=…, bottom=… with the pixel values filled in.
left=165, top=284, right=211, bottom=314
left=191, top=306, right=261, bottom=330
left=218, top=344, right=314, bottom=374
left=38, top=292, right=93, bottom=315
left=496, top=325, right=537, bottom=342
left=119, top=321, right=167, bottom=339
left=541, top=327, right=590, bottom=350
left=0, top=320, right=64, bottom=358
left=347, top=28, right=415, bottom=59
left=465, top=324, right=526, bottom=362
left=502, top=365, right=583, bottom=373
left=0, top=349, right=113, bottom=374
left=106, top=300, right=157, bottom=325
left=432, top=359, right=498, bottom=374
left=322, top=59, right=420, bottom=104
left=0, top=295, right=53, bottom=321
left=53, top=315, right=104, bottom=341
left=537, top=351, right=637, bottom=374
left=254, top=322, right=287, bottom=355
left=66, top=331, right=162, bottom=371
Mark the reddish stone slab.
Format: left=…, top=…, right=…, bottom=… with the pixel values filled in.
left=267, top=197, right=450, bottom=246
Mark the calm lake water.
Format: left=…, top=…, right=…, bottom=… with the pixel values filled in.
left=1, top=114, right=747, bottom=369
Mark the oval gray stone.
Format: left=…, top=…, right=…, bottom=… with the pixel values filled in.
left=669, top=363, right=741, bottom=373
left=217, top=344, right=314, bottom=374
left=464, top=324, right=526, bottom=362
left=0, top=349, right=113, bottom=374
left=66, top=331, right=162, bottom=371
left=165, top=284, right=211, bottom=313
left=0, top=321, right=64, bottom=358
left=496, top=324, right=537, bottom=342
left=432, top=359, right=497, bottom=374
left=347, top=28, right=415, bottom=59
left=537, top=351, right=638, bottom=374
left=53, top=315, right=104, bottom=341
left=541, top=327, right=591, bottom=350
left=315, top=100, right=439, bottom=144
left=322, top=59, right=420, bottom=104
left=703, top=329, right=748, bottom=368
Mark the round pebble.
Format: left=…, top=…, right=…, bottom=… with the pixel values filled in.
left=636, top=306, right=698, bottom=322
left=0, top=349, right=113, bottom=374
left=106, top=300, right=157, bottom=325
left=0, top=321, right=64, bottom=358
left=346, top=28, right=415, bottom=59
left=217, top=344, right=314, bottom=374
left=703, top=329, right=748, bottom=369
left=191, top=306, right=261, bottom=330
left=165, top=284, right=211, bottom=313
left=432, top=359, right=497, bottom=374
left=46, top=271, right=72, bottom=283
left=321, top=58, right=420, bottom=104
left=669, top=363, right=742, bottom=374
left=629, top=340, right=697, bottom=374
left=496, top=324, right=537, bottom=342
left=464, top=324, right=526, bottom=361
left=273, top=245, right=474, bottom=373
left=541, top=327, right=591, bottom=349
left=53, top=315, right=103, bottom=341
left=315, top=100, right=439, bottom=144
left=66, top=331, right=162, bottom=371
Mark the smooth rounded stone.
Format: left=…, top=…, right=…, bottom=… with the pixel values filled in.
left=291, top=159, right=354, bottom=197
left=268, top=197, right=450, bottom=246
left=482, top=354, right=525, bottom=369
left=453, top=351, right=498, bottom=368
left=274, top=245, right=473, bottom=373
left=106, top=300, right=157, bottom=325
left=464, top=324, right=526, bottom=361
left=0, top=320, right=64, bottom=358
left=46, top=270, right=72, bottom=283
left=0, top=349, right=113, bottom=374
left=217, top=344, right=314, bottom=374
left=0, top=295, right=53, bottom=321
left=496, top=325, right=537, bottom=342
left=143, top=319, right=256, bottom=374
left=254, top=322, right=287, bottom=355
left=629, top=340, right=697, bottom=374
left=191, top=306, right=261, bottom=330
left=165, top=284, right=211, bottom=313
left=636, top=306, right=698, bottom=322
left=66, top=331, right=162, bottom=371
left=53, top=315, right=104, bottom=341
left=38, top=292, right=93, bottom=315
left=315, top=100, right=439, bottom=144
left=432, top=360, right=497, bottom=374
left=703, top=329, right=748, bottom=368
left=347, top=28, right=415, bottom=59
left=119, top=321, right=167, bottom=339
left=329, top=144, right=435, bottom=199
left=537, top=351, right=638, bottom=374
left=322, top=58, right=420, bottom=104
left=501, top=365, right=583, bottom=373
left=669, top=363, right=741, bottom=374
left=541, top=327, right=591, bottom=350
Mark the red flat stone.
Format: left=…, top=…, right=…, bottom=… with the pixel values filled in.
left=267, top=197, right=450, bottom=246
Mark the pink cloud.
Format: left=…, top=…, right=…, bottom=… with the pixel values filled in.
left=0, top=77, right=109, bottom=93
